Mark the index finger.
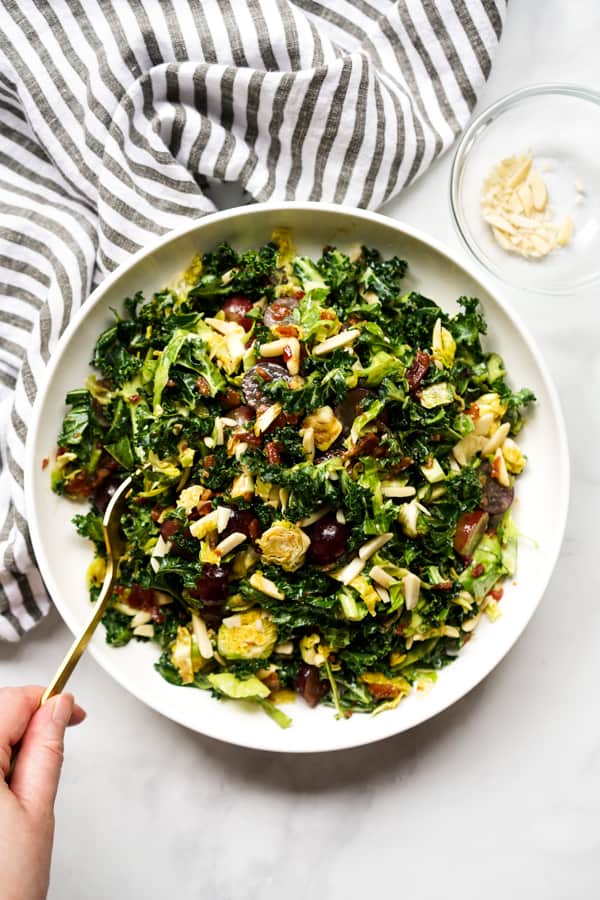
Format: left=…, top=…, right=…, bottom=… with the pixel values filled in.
left=0, top=685, right=44, bottom=780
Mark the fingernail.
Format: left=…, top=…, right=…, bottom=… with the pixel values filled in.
left=51, top=694, right=74, bottom=727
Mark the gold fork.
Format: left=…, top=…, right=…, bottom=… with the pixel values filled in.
left=40, top=474, right=132, bottom=702
left=8, top=475, right=132, bottom=780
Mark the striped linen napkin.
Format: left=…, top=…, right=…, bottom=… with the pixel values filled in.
left=0, top=0, right=506, bottom=640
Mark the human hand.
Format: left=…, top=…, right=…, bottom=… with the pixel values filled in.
left=0, top=686, right=86, bottom=900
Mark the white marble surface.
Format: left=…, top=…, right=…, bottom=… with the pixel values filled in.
left=4, top=3, right=600, bottom=898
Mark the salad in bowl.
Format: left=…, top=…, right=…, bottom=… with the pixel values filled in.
left=51, top=229, right=534, bottom=728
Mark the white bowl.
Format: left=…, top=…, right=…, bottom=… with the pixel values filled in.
left=25, top=202, right=569, bottom=753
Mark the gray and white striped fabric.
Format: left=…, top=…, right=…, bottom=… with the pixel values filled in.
left=0, top=0, right=506, bottom=640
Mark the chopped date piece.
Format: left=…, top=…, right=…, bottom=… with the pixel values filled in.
left=272, top=410, right=300, bottom=428
left=294, top=663, right=329, bottom=707
left=64, top=471, right=94, bottom=499
left=366, top=682, right=401, bottom=701
left=64, top=451, right=120, bottom=506
left=387, top=456, right=413, bottom=474
left=275, top=324, right=299, bottom=338
left=151, top=505, right=166, bottom=522
left=92, top=461, right=121, bottom=512
left=160, top=519, right=181, bottom=541
left=220, top=387, right=242, bottom=409
left=343, top=432, right=381, bottom=460
left=127, top=584, right=157, bottom=610
left=406, top=350, right=430, bottom=392
left=160, top=519, right=196, bottom=560
left=195, top=375, right=210, bottom=396
left=265, top=441, right=281, bottom=465
left=261, top=671, right=281, bottom=692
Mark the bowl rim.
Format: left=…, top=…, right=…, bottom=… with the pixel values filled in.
left=450, top=82, right=600, bottom=295
left=24, top=201, right=570, bottom=752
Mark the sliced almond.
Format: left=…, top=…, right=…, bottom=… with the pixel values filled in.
left=482, top=153, right=574, bottom=258
left=369, top=565, right=397, bottom=589
left=359, top=533, right=393, bottom=561
left=492, top=227, right=513, bottom=251
left=192, top=613, right=214, bottom=659
left=249, top=572, right=284, bottom=600
left=528, top=170, right=547, bottom=211
left=255, top=403, right=282, bottom=434
left=529, top=233, right=550, bottom=255
left=517, top=182, right=534, bottom=215
left=484, top=213, right=516, bottom=234
left=259, top=339, right=289, bottom=358
left=215, top=532, right=246, bottom=556
left=509, top=191, right=524, bottom=214
left=507, top=155, right=532, bottom=188
left=481, top=422, right=511, bottom=457
left=133, top=623, right=155, bottom=638
left=312, top=329, right=360, bottom=356
left=557, top=215, right=573, bottom=246
left=331, top=556, right=366, bottom=586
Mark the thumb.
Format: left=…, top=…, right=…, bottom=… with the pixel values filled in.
left=10, top=694, right=74, bottom=817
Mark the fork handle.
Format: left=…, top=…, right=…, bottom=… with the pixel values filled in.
left=7, top=567, right=116, bottom=783
left=41, top=566, right=118, bottom=704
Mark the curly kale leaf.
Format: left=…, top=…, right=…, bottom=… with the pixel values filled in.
left=197, top=445, right=240, bottom=492
left=386, top=292, right=447, bottom=348
left=359, top=246, right=408, bottom=305
left=448, top=297, right=487, bottom=355
left=268, top=426, right=305, bottom=464
left=247, top=456, right=338, bottom=520
left=189, top=242, right=278, bottom=301
left=92, top=321, right=143, bottom=384
left=72, top=510, right=105, bottom=547
left=102, top=607, right=133, bottom=646
left=58, top=389, right=93, bottom=448
left=496, top=383, right=537, bottom=435
left=317, top=247, right=360, bottom=309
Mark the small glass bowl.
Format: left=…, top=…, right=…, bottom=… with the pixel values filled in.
left=450, top=84, right=600, bottom=294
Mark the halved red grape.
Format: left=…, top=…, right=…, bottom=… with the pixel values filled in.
left=242, top=362, right=289, bottom=408
left=228, top=405, right=254, bottom=425
left=307, top=514, right=350, bottom=566
left=263, top=296, right=299, bottom=329
left=334, top=387, right=373, bottom=434
left=222, top=295, right=253, bottom=331
left=453, top=510, right=489, bottom=557
left=222, top=508, right=261, bottom=543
